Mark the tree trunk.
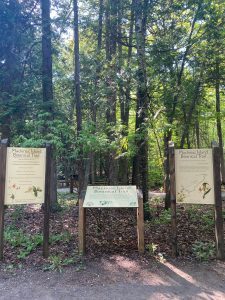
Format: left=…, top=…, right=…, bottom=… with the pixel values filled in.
left=215, top=59, right=225, bottom=184
left=105, top=0, right=118, bottom=185
left=133, top=0, right=149, bottom=202
left=41, top=0, right=58, bottom=211
left=164, top=3, right=201, bottom=208
left=73, top=0, right=89, bottom=198
left=118, top=0, right=135, bottom=184
left=180, top=78, right=202, bottom=148
left=90, top=0, right=104, bottom=185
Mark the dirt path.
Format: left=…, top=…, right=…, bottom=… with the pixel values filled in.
left=1, top=255, right=225, bottom=299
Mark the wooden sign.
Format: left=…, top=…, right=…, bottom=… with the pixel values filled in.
left=79, top=185, right=144, bottom=255
left=175, top=149, right=214, bottom=204
left=83, top=186, right=138, bottom=207
left=0, top=142, right=51, bottom=260
left=169, top=142, right=224, bottom=260
left=4, top=147, right=46, bottom=205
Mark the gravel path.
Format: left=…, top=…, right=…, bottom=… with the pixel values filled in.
left=1, top=255, right=225, bottom=299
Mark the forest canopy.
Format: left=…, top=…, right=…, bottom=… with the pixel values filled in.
left=0, top=0, right=225, bottom=205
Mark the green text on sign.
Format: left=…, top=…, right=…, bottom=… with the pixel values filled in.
left=83, top=186, right=138, bottom=208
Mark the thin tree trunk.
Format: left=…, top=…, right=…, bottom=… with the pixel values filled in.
left=195, top=118, right=200, bottom=148
left=118, top=0, right=135, bottom=184
left=90, top=0, right=104, bottom=185
left=164, top=3, right=201, bottom=208
left=41, top=0, right=58, bottom=210
left=180, top=78, right=202, bottom=148
left=215, top=59, right=225, bottom=184
left=105, top=0, right=118, bottom=185
left=73, top=0, right=89, bottom=198
left=133, top=0, right=149, bottom=202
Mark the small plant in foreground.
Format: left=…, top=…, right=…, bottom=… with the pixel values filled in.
left=152, top=209, right=171, bottom=225
left=4, top=226, right=43, bottom=259
left=44, top=254, right=80, bottom=272
left=146, top=243, right=158, bottom=255
left=192, top=241, right=215, bottom=261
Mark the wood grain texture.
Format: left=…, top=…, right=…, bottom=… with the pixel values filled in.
left=78, top=199, right=86, bottom=255
left=137, top=196, right=145, bottom=253
left=212, top=142, right=225, bottom=260
left=43, top=144, right=51, bottom=258
left=0, top=139, right=8, bottom=260
left=169, top=141, right=178, bottom=257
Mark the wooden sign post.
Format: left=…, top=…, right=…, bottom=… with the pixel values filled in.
left=0, top=139, right=9, bottom=260
left=169, top=141, right=225, bottom=260
left=169, top=142, right=178, bottom=257
left=0, top=141, right=51, bottom=260
left=78, top=186, right=144, bottom=255
left=212, top=142, right=225, bottom=260
left=43, top=143, right=52, bottom=258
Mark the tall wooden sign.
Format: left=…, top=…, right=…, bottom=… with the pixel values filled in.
left=169, top=142, right=225, bottom=260
left=0, top=141, right=52, bottom=259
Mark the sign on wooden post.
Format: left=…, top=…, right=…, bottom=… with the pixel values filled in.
left=79, top=186, right=144, bottom=254
left=0, top=142, right=51, bottom=260
left=175, top=149, right=214, bottom=204
left=4, top=147, right=46, bottom=205
left=170, top=141, right=225, bottom=260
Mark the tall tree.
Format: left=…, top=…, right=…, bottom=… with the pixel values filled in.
left=41, top=0, right=58, bottom=210
left=73, top=0, right=89, bottom=198
left=133, top=0, right=149, bottom=202
left=105, top=0, right=118, bottom=184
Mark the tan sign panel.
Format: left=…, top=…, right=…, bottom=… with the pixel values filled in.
left=4, top=147, right=46, bottom=205
left=83, top=186, right=138, bottom=207
left=175, top=149, right=214, bottom=204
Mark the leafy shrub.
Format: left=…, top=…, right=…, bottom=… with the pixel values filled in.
left=4, top=226, right=43, bottom=259
left=192, top=241, right=215, bottom=261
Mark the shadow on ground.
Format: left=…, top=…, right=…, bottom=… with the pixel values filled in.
left=0, top=254, right=225, bottom=299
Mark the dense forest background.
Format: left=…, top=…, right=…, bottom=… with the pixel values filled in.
left=0, top=0, right=225, bottom=206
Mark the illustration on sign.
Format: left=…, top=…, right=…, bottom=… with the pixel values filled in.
left=175, top=149, right=214, bottom=204
left=83, top=186, right=138, bottom=207
left=4, top=147, right=46, bottom=205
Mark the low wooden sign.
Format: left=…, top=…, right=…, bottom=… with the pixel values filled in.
left=83, top=186, right=138, bottom=207
left=0, top=140, right=51, bottom=259
left=79, top=185, right=144, bottom=255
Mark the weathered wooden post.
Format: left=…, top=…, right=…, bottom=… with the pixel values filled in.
left=212, top=141, right=225, bottom=260
left=137, top=195, right=145, bottom=253
left=43, top=143, right=52, bottom=258
left=169, top=141, right=178, bottom=257
left=78, top=196, right=86, bottom=255
left=0, top=139, right=8, bottom=260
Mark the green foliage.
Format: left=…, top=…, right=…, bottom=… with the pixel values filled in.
left=146, top=243, right=158, bottom=255
left=187, top=207, right=214, bottom=230
left=4, top=226, right=43, bottom=259
left=49, top=232, right=71, bottom=244
left=57, top=192, right=78, bottom=210
left=44, top=254, right=81, bottom=272
left=192, top=241, right=215, bottom=261
left=144, top=202, right=151, bottom=221
left=152, top=209, right=171, bottom=225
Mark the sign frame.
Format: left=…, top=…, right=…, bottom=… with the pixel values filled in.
left=0, top=140, right=52, bottom=259
left=78, top=185, right=144, bottom=255
left=169, top=141, right=225, bottom=260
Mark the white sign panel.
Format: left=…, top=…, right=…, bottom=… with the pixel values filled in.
left=83, top=186, right=138, bottom=207
left=4, top=147, right=46, bottom=205
left=175, top=149, right=215, bottom=204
